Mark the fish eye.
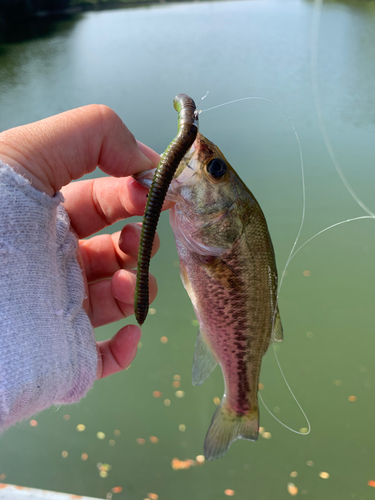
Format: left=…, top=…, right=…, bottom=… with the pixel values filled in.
left=206, top=159, right=227, bottom=179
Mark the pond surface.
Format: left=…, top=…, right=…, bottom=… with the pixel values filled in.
left=0, top=0, right=375, bottom=498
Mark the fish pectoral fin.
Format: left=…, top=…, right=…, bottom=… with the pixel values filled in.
left=204, top=399, right=259, bottom=461
left=192, top=329, right=218, bottom=386
left=271, top=307, right=283, bottom=342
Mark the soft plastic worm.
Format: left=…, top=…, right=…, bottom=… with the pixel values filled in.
left=134, top=94, right=199, bottom=325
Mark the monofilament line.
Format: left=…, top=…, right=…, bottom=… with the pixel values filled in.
left=311, top=0, right=375, bottom=218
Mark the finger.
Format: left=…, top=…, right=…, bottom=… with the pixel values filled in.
left=88, top=270, right=158, bottom=328
left=61, top=175, right=173, bottom=238
left=137, top=140, right=161, bottom=166
left=96, top=324, right=141, bottom=379
left=80, top=224, right=160, bottom=283
left=0, top=105, right=158, bottom=195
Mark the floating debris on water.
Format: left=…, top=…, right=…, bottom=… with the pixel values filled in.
left=306, top=460, right=314, bottom=467
left=196, top=455, right=205, bottom=465
left=149, top=436, right=159, bottom=444
left=106, top=494, right=112, bottom=500
left=178, top=424, right=186, bottom=432
left=173, top=374, right=181, bottom=381
left=303, top=270, right=311, bottom=277
left=213, top=397, right=221, bottom=405
left=290, top=471, right=298, bottom=478
left=173, top=381, right=180, bottom=388
left=224, top=489, right=235, bottom=496
left=0, top=474, right=7, bottom=481
left=319, top=472, right=330, bottom=479
left=274, top=406, right=281, bottom=414
left=258, top=383, right=264, bottom=390
left=191, top=319, right=199, bottom=327
left=97, top=432, right=106, bottom=440
left=287, top=483, right=298, bottom=496
left=63, top=414, right=71, bottom=421
left=29, top=420, right=38, bottom=427
left=61, top=451, right=68, bottom=458
left=111, top=487, right=123, bottom=494
left=259, top=427, right=265, bottom=435
left=97, top=463, right=111, bottom=478
left=136, top=438, right=145, bottom=445
left=160, top=336, right=168, bottom=344
left=299, top=427, right=309, bottom=434
left=114, top=430, right=121, bottom=436
left=148, top=494, right=159, bottom=500
left=368, top=480, right=375, bottom=487
left=164, top=399, right=171, bottom=406
left=76, top=424, right=86, bottom=432
left=348, top=395, right=357, bottom=402
left=171, top=457, right=197, bottom=470
left=262, top=432, right=272, bottom=439
left=175, top=391, right=185, bottom=398
left=138, top=342, right=143, bottom=349
left=334, top=380, right=342, bottom=386
left=81, top=453, right=88, bottom=461
left=153, top=391, right=162, bottom=398
left=306, top=331, right=314, bottom=338
left=109, top=440, right=116, bottom=446
left=149, top=308, right=157, bottom=315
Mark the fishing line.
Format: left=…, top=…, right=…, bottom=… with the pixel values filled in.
left=292, top=216, right=373, bottom=259
left=201, top=96, right=311, bottom=435
left=311, top=0, right=375, bottom=218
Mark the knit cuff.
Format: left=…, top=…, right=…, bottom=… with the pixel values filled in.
left=0, top=163, right=97, bottom=432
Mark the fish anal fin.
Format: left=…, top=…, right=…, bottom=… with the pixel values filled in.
left=192, top=329, right=218, bottom=386
left=272, top=308, right=283, bottom=342
left=204, top=399, right=259, bottom=460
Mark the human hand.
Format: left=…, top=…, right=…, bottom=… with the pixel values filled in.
left=0, top=105, right=167, bottom=380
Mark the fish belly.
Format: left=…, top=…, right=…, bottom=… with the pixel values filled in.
left=178, top=236, right=273, bottom=402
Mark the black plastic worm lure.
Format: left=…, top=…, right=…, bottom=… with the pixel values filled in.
left=134, top=94, right=199, bottom=325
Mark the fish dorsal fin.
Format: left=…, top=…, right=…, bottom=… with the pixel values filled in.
left=192, top=329, right=218, bottom=386
left=272, top=308, right=283, bottom=342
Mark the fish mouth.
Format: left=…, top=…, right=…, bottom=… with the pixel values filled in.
left=133, top=145, right=200, bottom=202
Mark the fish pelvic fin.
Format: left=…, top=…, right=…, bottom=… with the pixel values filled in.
left=264, top=307, right=284, bottom=354
left=204, top=400, right=259, bottom=460
left=192, top=329, right=218, bottom=386
left=272, top=307, right=283, bottom=342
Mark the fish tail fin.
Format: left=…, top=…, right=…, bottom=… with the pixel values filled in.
left=204, top=401, right=259, bottom=461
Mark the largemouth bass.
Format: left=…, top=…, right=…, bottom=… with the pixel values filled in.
left=135, top=132, right=283, bottom=460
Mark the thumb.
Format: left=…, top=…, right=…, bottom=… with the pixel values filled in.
left=0, top=104, right=155, bottom=196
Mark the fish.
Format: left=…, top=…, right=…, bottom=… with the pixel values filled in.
left=135, top=131, right=283, bottom=460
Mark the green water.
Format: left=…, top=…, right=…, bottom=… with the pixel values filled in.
left=0, top=1, right=375, bottom=498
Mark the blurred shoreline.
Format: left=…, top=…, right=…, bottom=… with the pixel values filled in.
left=0, top=0, right=200, bottom=25
left=0, top=0, right=203, bottom=41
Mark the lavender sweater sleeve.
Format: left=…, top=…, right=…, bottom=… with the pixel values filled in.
left=0, top=163, right=97, bottom=432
